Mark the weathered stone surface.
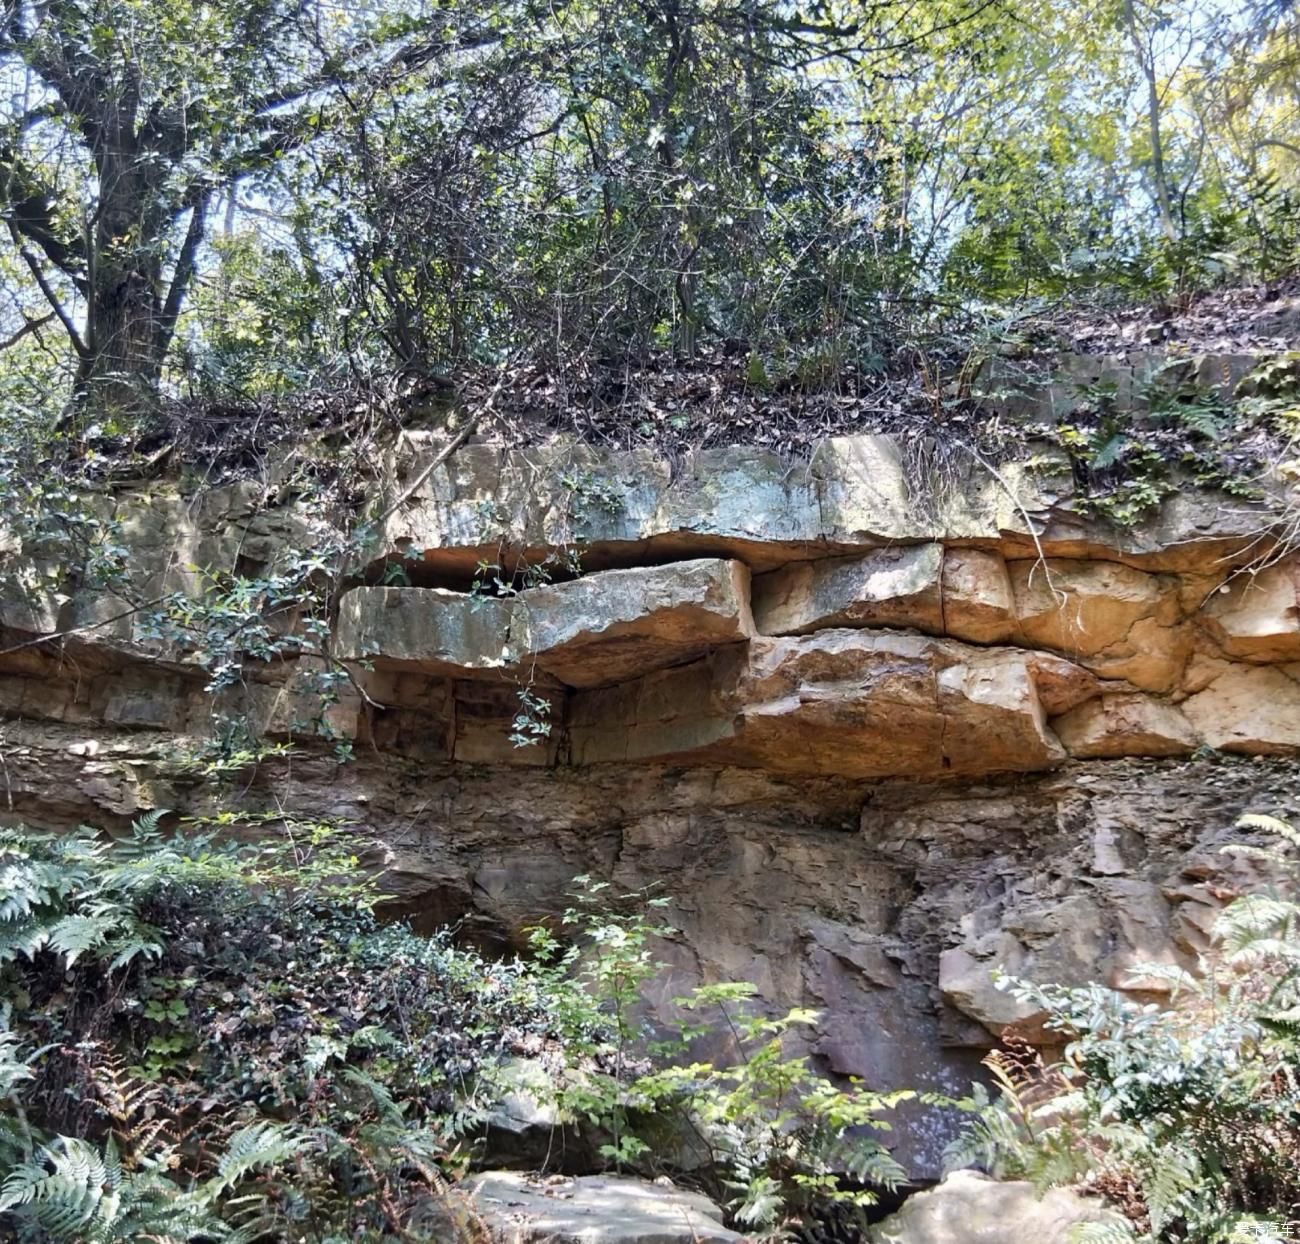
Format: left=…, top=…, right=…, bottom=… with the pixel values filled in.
left=1182, top=661, right=1300, bottom=753
left=939, top=548, right=1018, bottom=644
left=1023, top=651, right=1102, bottom=716
left=870, top=1171, right=1123, bottom=1244
left=1009, top=557, right=1190, bottom=691
left=1052, top=693, right=1197, bottom=758
left=335, top=586, right=515, bottom=675
left=1199, top=559, right=1300, bottom=662
left=811, top=435, right=920, bottom=544
left=752, top=545, right=943, bottom=636
left=571, top=631, right=1066, bottom=778
left=464, top=1172, right=743, bottom=1244
left=7, top=421, right=1300, bottom=1191
left=515, top=559, right=754, bottom=688
left=375, top=431, right=1285, bottom=579
left=1009, top=557, right=1173, bottom=655
left=338, top=561, right=753, bottom=690
left=0, top=703, right=1293, bottom=1176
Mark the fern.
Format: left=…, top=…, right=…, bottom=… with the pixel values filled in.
left=208, top=1120, right=303, bottom=1193
left=1071, top=1222, right=1139, bottom=1244
left=0, top=1135, right=111, bottom=1235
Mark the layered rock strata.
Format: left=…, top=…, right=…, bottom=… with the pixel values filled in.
left=1, top=429, right=1298, bottom=1174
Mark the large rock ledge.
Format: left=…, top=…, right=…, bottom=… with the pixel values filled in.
left=0, top=430, right=1298, bottom=1177
left=2, top=432, right=1297, bottom=778
left=379, top=430, right=1286, bottom=574
left=326, top=536, right=1299, bottom=775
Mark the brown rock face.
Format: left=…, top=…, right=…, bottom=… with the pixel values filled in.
left=4, top=428, right=1300, bottom=1181
left=516, top=558, right=754, bottom=688
left=752, top=544, right=943, bottom=636
left=1200, top=558, right=1300, bottom=662
left=336, top=559, right=754, bottom=689
left=571, top=630, right=1066, bottom=778
left=940, top=548, right=1018, bottom=644
left=1182, top=662, right=1300, bottom=752
left=1052, top=693, right=1198, bottom=758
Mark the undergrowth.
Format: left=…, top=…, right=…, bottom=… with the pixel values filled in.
left=0, top=819, right=912, bottom=1241
left=944, top=812, right=1300, bottom=1243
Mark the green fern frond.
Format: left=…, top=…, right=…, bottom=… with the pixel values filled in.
left=1235, top=813, right=1300, bottom=849
left=0, top=1136, right=111, bottom=1235
left=0, top=917, right=51, bottom=963
left=1216, top=895, right=1300, bottom=960
left=209, top=1120, right=302, bottom=1193
left=47, top=911, right=123, bottom=967
left=1070, top=1220, right=1139, bottom=1244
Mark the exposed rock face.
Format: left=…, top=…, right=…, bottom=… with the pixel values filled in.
left=569, top=631, right=1067, bottom=778
left=1052, top=693, right=1197, bottom=758
left=336, top=559, right=754, bottom=689
left=1200, top=560, right=1300, bottom=662
left=753, top=544, right=944, bottom=636
left=2, top=428, right=1299, bottom=1180
left=870, top=1170, right=1123, bottom=1243
left=464, top=1172, right=742, bottom=1243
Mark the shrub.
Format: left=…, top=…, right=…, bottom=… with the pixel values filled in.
left=0, top=813, right=557, bottom=1241
left=944, top=813, right=1300, bottom=1243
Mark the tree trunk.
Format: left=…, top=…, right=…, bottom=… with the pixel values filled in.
left=1122, top=0, right=1179, bottom=243
left=73, top=139, right=171, bottom=414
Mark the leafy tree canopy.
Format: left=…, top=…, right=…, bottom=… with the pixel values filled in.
left=0, top=0, right=1295, bottom=424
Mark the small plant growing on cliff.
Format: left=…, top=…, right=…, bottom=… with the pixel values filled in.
left=532, top=880, right=912, bottom=1237
left=944, top=812, right=1300, bottom=1242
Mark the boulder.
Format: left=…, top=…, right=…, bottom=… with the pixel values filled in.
left=1052, top=693, right=1198, bottom=758
left=514, top=559, right=754, bottom=688
left=870, top=1170, right=1124, bottom=1243
left=1199, top=559, right=1300, bottom=662
left=752, top=545, right=943, bottom=636
left=940, top=548, right=1018, bottom=644
left=1181, top=662, right=1300, bottom=753
left=463, top=1172, right=743, bottom=1244
left=570, top=631, right=1067, bottom=779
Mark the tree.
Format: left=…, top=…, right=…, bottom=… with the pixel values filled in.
left=0, top=0, right=489, bottom=415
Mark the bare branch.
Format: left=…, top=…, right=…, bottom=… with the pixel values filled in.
left=0, top=310, right=54, bottom=351
left=4, top=220, right=89, bottom=358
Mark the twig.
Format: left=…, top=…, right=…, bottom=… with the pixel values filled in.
left=959, top=442, right=1065, bottom=607
left=0, top=594, right=170, bottom=658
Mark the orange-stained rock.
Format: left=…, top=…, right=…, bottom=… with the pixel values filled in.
left=1024, top=650, right=1103, bottom=716
left=1008, top=557, right=1177, bottom=656
left=570, top=630, right=1066, bottom=778
left=1052, top=693, right=1198, bottom=758
left=1008, top=557, right=1188, bottom=690
left=752, top=545, right=943, bottom=636
left=940, top=548, right=1018, bottom=644
left=1199, top=559, right=1300, bottom=662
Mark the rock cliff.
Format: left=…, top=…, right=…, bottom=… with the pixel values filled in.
left=1, top=421, right=1297, bottom=1175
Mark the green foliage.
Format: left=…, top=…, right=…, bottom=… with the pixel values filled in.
left=944, top=812, right=1300, bottom=1242
left=0, top=816, right=559, bottom=1241
left=0, top=821, right=921, bottom=1241
left=529, top=879, right=912, bottom=1239
left=1054, top=369, right=1268, bottom=527
left=4, top=0, right=1299, bottom=409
